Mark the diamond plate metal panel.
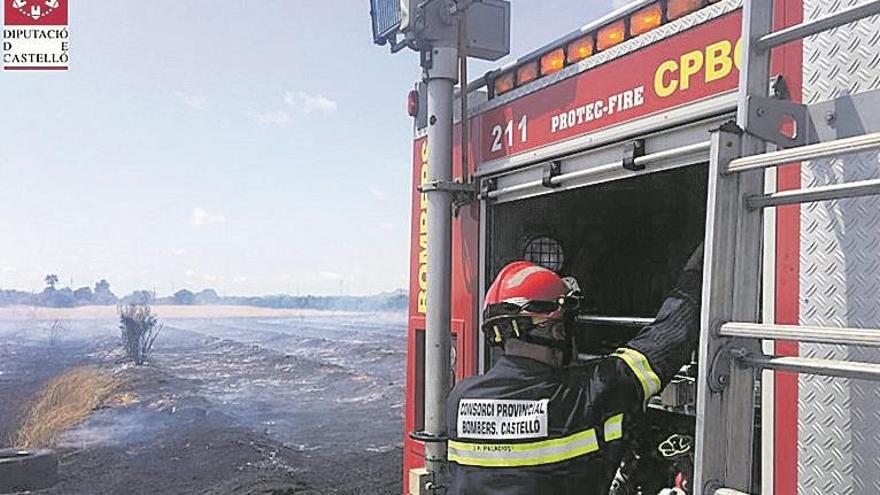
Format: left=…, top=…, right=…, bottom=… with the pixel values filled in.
left=800, top=1, right=880, bottom=493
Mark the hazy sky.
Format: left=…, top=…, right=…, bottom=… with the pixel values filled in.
left=0, top=0, right=621, bottom=296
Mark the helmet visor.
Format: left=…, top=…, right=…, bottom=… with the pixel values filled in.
left=484, top=299, right=562, bottom=319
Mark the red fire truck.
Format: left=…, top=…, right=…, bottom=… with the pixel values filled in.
left=400, top=0, right=880, bottom=493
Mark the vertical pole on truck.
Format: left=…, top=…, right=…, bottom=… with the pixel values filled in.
left=422, top=40, right=459, bottom=492
left=458, top=16, right=469, bottom=184
left=369, top=3, right=508, bottom=491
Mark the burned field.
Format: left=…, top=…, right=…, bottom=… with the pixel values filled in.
left=0, top=311, right=406, bottom=494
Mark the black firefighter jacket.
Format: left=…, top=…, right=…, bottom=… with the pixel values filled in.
left=446, top=271, right=701, bottom=495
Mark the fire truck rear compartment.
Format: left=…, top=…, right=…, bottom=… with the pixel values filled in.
left=488, top=163, right=708, bottom=354
left=486, top=163, right=716, bottom=484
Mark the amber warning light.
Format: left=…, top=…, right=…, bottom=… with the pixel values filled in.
left=494, top=72, right=515, bottom=96
left=630, top=3, right=663, bottom=36
left=479, top=0, right=718, bottom=100
left=540, top=48, right=565, bottom=76
left=597, top=20, right=626, bottom=51
left=667, top=0, right=705, bottom=20
left=567, top=35, right=594, bottom=64
left=516, top=61, right=539, bottom=85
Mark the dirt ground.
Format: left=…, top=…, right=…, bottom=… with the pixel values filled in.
left=43, top=417, right=402, bottom=495
left=21, top=364, right=402, bottom=495
left=0, top=312, right=405, bottom=495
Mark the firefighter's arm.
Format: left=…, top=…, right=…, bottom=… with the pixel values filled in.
left=613, top=243, right=703, bottom=402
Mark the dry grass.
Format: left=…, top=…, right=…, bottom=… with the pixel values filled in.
left=13, top=366, right=124, bottom=448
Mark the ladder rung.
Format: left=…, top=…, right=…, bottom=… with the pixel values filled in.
left=757, top=0, right=880, bottom=50
left=577, top=315, right=654, bottom=327
left=746, top=178, right=880, bottom=208
left=720, top=322, right=880, bottom=347
left=715, top=489, right=753, bottom=495
left=727, top=132, right=880, bottom=173
left=741, top=354, right=880, bottom=382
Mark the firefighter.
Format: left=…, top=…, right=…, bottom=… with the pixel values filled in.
left=446, top=244, right=703, bottom=495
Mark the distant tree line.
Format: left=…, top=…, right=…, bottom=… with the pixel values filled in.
left=160, top=288, right=408, bottom=311
left=206, top=291, right=408, bottom=312
left=0, top=274, right=407, bottom=311
left=0, top=277, right=119, bottom=308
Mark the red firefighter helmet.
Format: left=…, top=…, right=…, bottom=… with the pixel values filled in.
left=484, top=261, right=570, bottom=321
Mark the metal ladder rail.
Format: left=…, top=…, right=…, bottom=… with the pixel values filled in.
left=693, top=1, right=880, bottom=494
left=701, top=130, right=880, bottom=495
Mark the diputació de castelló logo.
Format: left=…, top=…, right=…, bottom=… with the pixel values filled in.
left=3, top=0, right=69, bottom=70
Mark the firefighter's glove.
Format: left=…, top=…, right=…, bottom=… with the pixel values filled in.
left=674, top=242, right=704, bottom=305
left=682, top=241, right=704, bottom=274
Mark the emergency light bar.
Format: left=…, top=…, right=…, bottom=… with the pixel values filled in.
left=370, top=0, right=402, bottom=45
left=490, top=0, right=717, bottom=98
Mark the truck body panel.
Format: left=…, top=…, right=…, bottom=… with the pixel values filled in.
left=788, top=1, right=880, bottom=492
left=403, top=0, right=880, bottom=492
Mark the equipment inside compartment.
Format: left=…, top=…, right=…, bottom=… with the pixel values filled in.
left=488, top=163, right=708, bottom=355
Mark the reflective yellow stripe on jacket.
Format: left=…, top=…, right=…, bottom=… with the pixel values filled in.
left=448, top=428, right=599, bottom=467
left=612, top=347, right=662, bottom=400
left=603, top=413, right=624, bottom=442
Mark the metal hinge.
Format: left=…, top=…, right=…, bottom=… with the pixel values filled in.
left=715, top=120, right=743, bottom=134
left=479, top=177, right=497, bottom=199
left=420, top=180, right=479, bottom=216
left=542, top=160, right=562, bottom=188
left=623, top=139, right=646, bottom=171
left=745, top=96, right=807, bottom=148
left=743, top=75, right=807, bottom=148
left=419, top=180, right=477, bottom=195
left=707, top=342, right=751, bottom=394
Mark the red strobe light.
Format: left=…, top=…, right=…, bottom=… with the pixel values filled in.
left=407, top=89, right=419, bottom=117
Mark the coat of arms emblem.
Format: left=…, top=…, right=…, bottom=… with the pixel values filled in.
left=10, top=0, right=61, bottom=21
